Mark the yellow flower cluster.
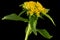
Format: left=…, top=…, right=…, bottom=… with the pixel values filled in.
left=22, top=1, right=48, bottom=17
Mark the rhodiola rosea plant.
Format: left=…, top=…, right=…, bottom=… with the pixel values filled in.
left=2, top=1, right=56, bottom=40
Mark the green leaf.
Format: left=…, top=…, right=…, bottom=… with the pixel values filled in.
left=19, top=4, right=23, bottom=7
left=2, top=13, right=28, bottom=22
left=42, top=13, right=56, bottom=26
left=29, top=15, right=38, bottom=35
left=39, top=15, right=44, bottom=20
left=33, top=20, right=38, bottom=35
left=41, top=9, right=50, bottom=14
left=37, top=29, right=53, bottom=39
left=18, top=10, right=26, bottom=16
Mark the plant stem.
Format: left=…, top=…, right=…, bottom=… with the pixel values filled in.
left=25, top=23, right=32, bottom=40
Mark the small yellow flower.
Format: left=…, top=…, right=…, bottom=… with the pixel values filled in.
left=22, top=1, right=49, bottom=17
left=36, top=1, right=43, bottom=10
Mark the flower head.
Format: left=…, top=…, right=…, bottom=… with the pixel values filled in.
left=22, top=1, right=49, bottom=17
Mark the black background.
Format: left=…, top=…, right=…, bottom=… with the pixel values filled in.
left=0, top=0, right=58, bottom=40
